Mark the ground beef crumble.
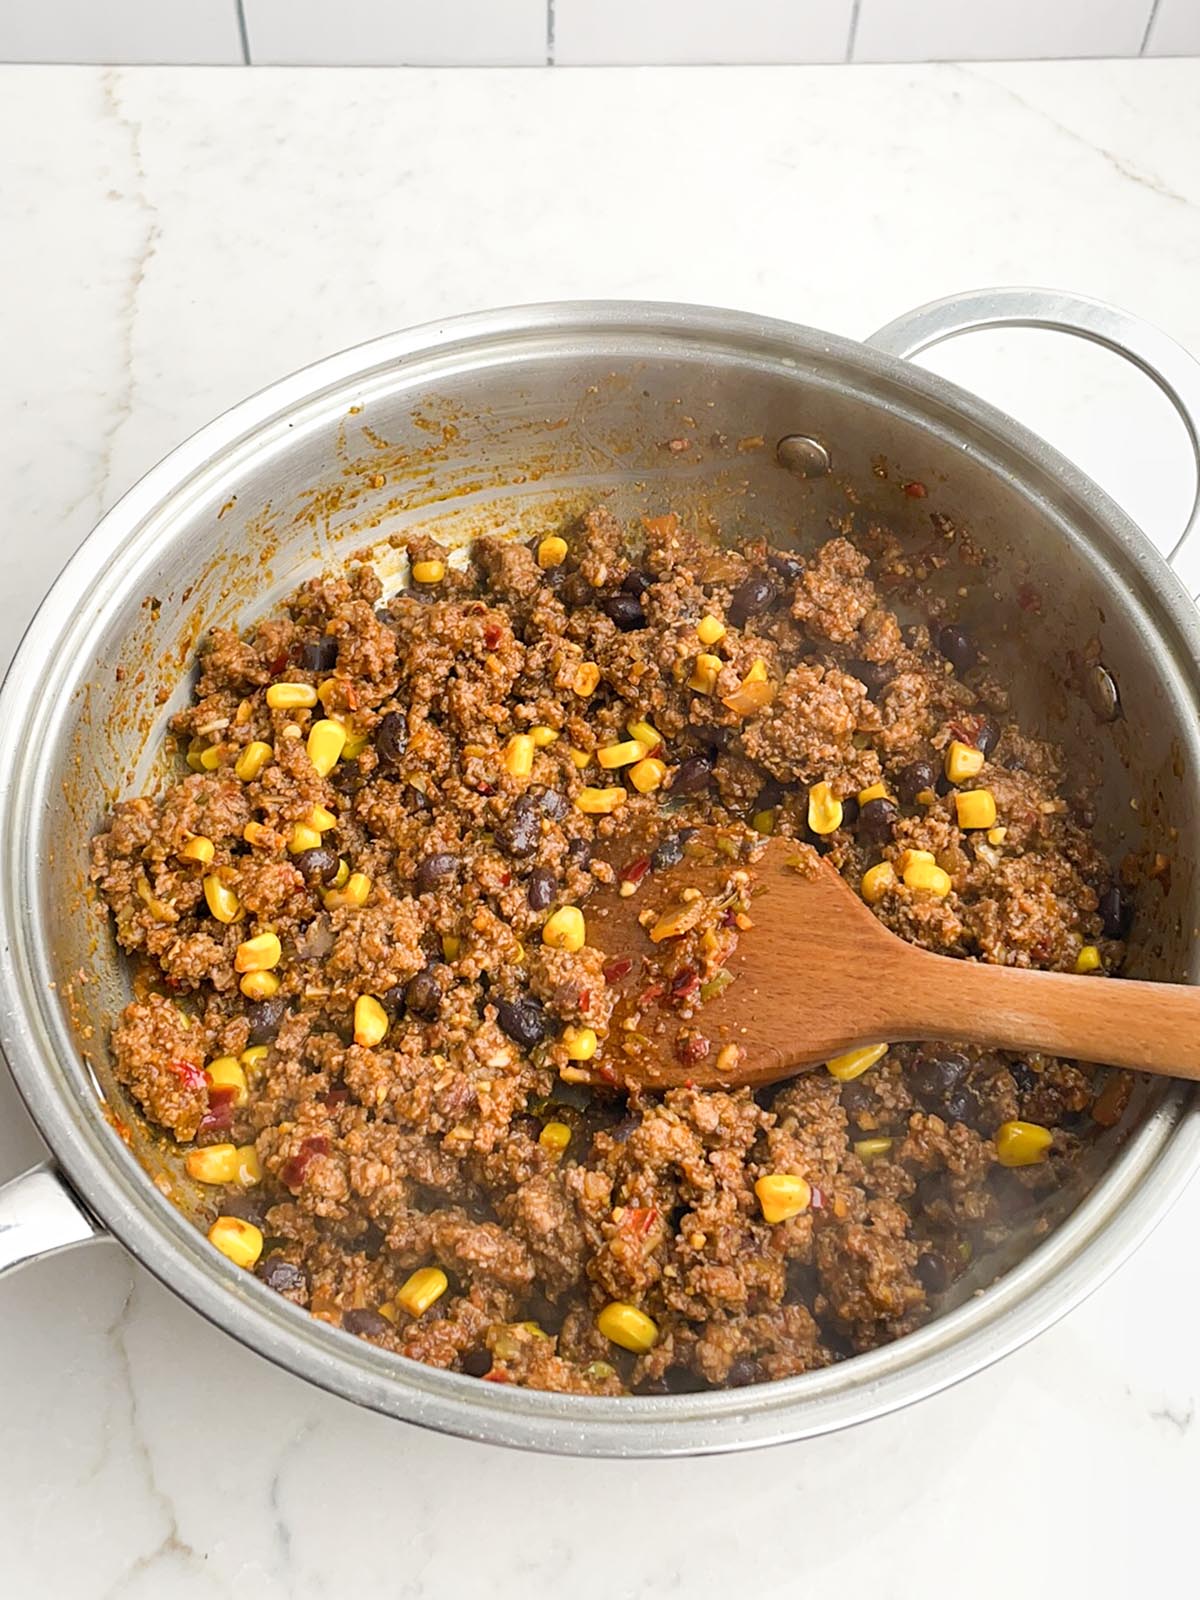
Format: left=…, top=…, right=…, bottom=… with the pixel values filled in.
left=90, top=507, right=1131, bottom=1394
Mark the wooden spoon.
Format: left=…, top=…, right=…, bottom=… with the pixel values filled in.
left=583, top=825, right=1199, bottom=1092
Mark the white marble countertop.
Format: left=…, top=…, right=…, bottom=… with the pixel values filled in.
left=2, top=58, right=1199, bottom=1598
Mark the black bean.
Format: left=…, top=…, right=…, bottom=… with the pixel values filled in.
left=670, top=754, right=713, bottom=795
left=602, top=592, right=646, bottom=631
left=246, top=994, right=287, bottom=1044
left=690, top=722, right=731, bottom=752
left=298, top=636, right=338, bottom=672
left=293, top=847, right=340, bottom=887
left=1008, top=1059, right=1038, bottom=1096
left=622, top=570, right=652, bottom=596
left=257, top=1256, right=307, bottom=1294
left=726, top=1358, right=761, bottom=1388
left=916, top=1252, right=953, bottom=1295
left=220, top=1192, right=268, bottom=1228
left=343, top=1308, right=392, bottom=1338
left=1099, top=884, right=1133, bottom=939
left=527, top=867, right=557, bottom=911
left=542, top=563, right=565, bottom=592
left=607, top=1113, right=639, bottom=1144
left=330, top=764, right=364, bottom=796
left=375, top=710, right=408, bottom=767
left=848, top=658, right=892, bottom=698
left=937, top=624, right=977, bottom=674
left=755, top=776, right=786, bottom=812
left=909, top=1049, right=970, bottom=1109
left=380, top=984, right=407, bottom=1019
left=566, top=837, right=592, bottom=868
left=405, top=968, right=442, bottom=1020
left=975, top=718, right=1000, bottom=759
left=537, top=786, right=568, bottom=821
left=944, top=1083, right=984, bottom=1128
left=769, top=552, right=805, bottom=584
left=496, top=793, right=542, bottom=858
left=651, top=833, right=685, bottom=870
left=896, top=759, right=937, bottom=805
left=560, top=571, right=592, bottom=609
left=839, top=795, right=860, bottom=829
left=462, top=1348, right=493, bottom=1378
left=414, top=852, right=459, bottom=893
left=496, top=995, right=550, bottom=1049
left=728, top=571, right=778, bottom=628
left=635, top=1376, right=671, bottom=1396
left=857, top=797, right=899, bottom=847
left=405, top=783, right=431, bottom=812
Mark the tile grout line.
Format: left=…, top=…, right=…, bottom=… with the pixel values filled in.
left=546, top=0, right=556, bottom=66
left=1139, top=0, right=1163, bottom=55
left=845, top=0, right=864, bottom=63
left=235, top=0, right=251, bottom=65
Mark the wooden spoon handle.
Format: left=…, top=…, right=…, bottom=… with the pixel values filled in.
left=886, top=954, right=1200, bottom=1077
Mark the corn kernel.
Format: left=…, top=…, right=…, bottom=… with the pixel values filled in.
left=289, top=823, right=323, bottom=854
left=235, top=931, right=282, bottom=973
left=857, top=781, right=890, bottom=806
left=826, top=1042, right=888, bottom=1082
left=995, top=1119, right=1054, bottom=1167
left=203, top=874, right=241, bottom=923
left=987, top=825, right=1008, bottom=845
left=396, top=1266, right=449, bottom=1317
left=207, top=1056, right=249, bottom=1105
left=530, top=725, right=559, bottom=748
left=596, top=1301, right=659, bottom=1354
left=575, top=786, right=626, bottom=815
left=1075, top=944, right=1102, bottom=974
left=306, top=718, right=347, bottom=777
left=539, top=1120, right=571, bottom=1153
left=598, top=739, right=647, bottom=769
left=186, top=751, right=205, bottom=772
left=626, top=718, right=662, bottom=748
left=897, top=849, right=935, bottom=872
left=503, top=734, right=535, bottom=778
left=235, top=741, right=273, bottom=781
left=242, top=821, right=277, bottom=849
left=208, top=1215, right=263, bottom=1269
left=854, top=1137, right=894, bottom=1161
left=324, top=870, right=370, bottom=909
left=543, top=905, right=586, bottom=952
left=186, top=1144, right=240, bottom=1184
left=563, top=1025, right=598, bottom=1061
left=442, top=934, right=461, bottom=961
left=568, top=747, right=592, bottom=769
left=240, top=970, right=281, bottom=1000
left=354, top=994, right=389, bottom=1048
left=861, top=861, right=898, bottom=905
left=903, top=857, right=952, bottom=896
left=955, top=788, right=997, bottom=830
left=266, top=683, right=318, bottom=711
left=744, top=657, right=769, bottom=684
left=573, top=661, right=601, bottom=697
left=754, top=1173, right=812, bottom=1224
left=945, top=740, right=985, bottom=784
left=537, top=534, right=568, bottom=569
left=340, top=727, right=368, bottom=760
left=807, top=780, right=843, bottom=835
left=199, top=745, right=223, bottom=771
left=697, top=614, right=726, bottom=645
left=306, top=804, right=337, bottom=833
left=629, top=757, right=667, bottom=794
left=332, top=858, right=350, bottom=889
left=240, top=1045, right=269, bottom=1071
left=179, top=835, right=215, bottom=865
left=235, top=1144, right=262, bottom=1185
left=689, top=653, right=722, bottom=695
left=411, top=558, right=446, bottom=585
left=235, top=698, right=254, bottom=726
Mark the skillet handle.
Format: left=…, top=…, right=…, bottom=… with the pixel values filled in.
left=0, top=1162, right=106, bottom=1279
left=866, top=287, right=1200, bottom=568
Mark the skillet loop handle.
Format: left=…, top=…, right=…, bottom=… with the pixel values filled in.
left=866, top=287, right=1200, bottom=570
left=0, top=1162, right=104, bottom=1279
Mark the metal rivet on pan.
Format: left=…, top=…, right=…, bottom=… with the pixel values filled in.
left=1084, top=662, right=1121, bottom=722
left=776, top=435, right=831, bottom=478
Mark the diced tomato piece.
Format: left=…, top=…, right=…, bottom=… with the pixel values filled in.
left=603, top=956, right=633, bottom=984
left=281, top=1135, right=330, bottom=1190
left=168, top=1059, right=206, bottom=1092
left=903, top=481, right=927, bottom=499
left=198, top=1084, right=237, bottom=1134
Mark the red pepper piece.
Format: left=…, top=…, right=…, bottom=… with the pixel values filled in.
left=281, top=1135, right=330, bottom=1190
left=198, top=1084, right=237, bottom=1134
left=621, top=855, right=651, bottom=890
left=903, top=481, right=927, bottom=498
left=483, top=623, right=503, bottom=649
left=168, top=1059, right=206, bottom=1092
left=603, top=956, right=633, bottom=983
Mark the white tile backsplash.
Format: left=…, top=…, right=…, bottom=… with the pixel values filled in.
left=554, top=0, right=854, bottom=65
left=853, top=0, right=1155, bottom=62
left=243, top=0, right=546, bottom=65
left=0, top=0, right=242, bottom=63
left=1144, top=0, right=1200, bottom=55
